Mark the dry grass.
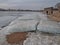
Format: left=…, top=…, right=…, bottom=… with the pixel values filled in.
left=6, top=32, right=28, bottom=44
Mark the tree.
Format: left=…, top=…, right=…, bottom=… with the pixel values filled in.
left=35, top=15, right=41, bottom=32
left=55, top=2, right=60, bottom=8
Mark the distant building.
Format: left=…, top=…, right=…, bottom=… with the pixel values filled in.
left=43, top=6, right=60, bottom=22
left=43, top=7, right=58, bottom=15
left=53, top=8, right=58, bottom=15
left=44, top=7, right=53, bottom=15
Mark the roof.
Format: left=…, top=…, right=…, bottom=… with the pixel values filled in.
left=44, top=7, right=53, bottom=10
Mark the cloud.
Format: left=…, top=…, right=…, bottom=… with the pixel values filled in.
left=0, top=0, right=60, bottom=9
left=0, top=3, right=9, bottom=8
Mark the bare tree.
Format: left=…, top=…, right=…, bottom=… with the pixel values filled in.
left=35, top=15, right=41, bottom=32
left=55, top=2, right=60, bottom=8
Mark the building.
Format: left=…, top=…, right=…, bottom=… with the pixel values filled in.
left=53, top=8, right=59, bottom=15
left=43, top=7, right=60, bottom=22
left=43, top=7, right=53, bottom=15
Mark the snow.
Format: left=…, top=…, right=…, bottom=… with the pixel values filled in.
left=23, top=32, right=60, bottom=45
left=38, top=20, right=60, bottom=33
left=0, top=32, right=60, bottom=45
left=37, top=13, right=60, bottom=33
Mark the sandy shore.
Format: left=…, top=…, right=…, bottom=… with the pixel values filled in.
left=47, top=15, right=60, bottom=22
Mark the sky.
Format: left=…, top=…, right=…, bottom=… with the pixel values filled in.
left=0, top=0, right=60, bottom=10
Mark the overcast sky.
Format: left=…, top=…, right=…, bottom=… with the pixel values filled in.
left=0, top=0, right=60, bottom=10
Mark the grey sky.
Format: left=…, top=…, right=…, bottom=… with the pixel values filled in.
left=0, top=0, right=60, bottom=10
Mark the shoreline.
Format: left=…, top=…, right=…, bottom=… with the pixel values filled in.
left=47, top=15, right=60, bottom=22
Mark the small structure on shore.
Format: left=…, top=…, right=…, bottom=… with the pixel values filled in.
left=43, top=7, right=60, bottom=22
left=43, top=7, right=59, bottom=15
left=44, top=7, right=58, bottom=14
left=43, top=7, right=53, bottom=15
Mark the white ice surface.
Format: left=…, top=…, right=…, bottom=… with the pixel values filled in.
left=0, top=12, right=60, bottom=45
left=1, top=12, right=60, bottom=35
left=0, top=16, right=17, bottom=29
left=38, top=20, right=60, bottom=33
left=4, top=20, right=38, bottom=33
left=24, top=32, right=60, bottom=45
left=0, top=14, right=39, bottom=35
left=37, top=13, right=60, bottom=33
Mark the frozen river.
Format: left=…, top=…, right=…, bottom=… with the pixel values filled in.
left=0, top=11, right=60, bottom=34
left=0, top=11, right=22, bottom=29
left=0, top=11, right=60, bottom=45
left=0, top=11, right=34, bottom=29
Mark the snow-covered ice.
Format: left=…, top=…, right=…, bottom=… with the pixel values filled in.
left=2, top=20, right=38, bottom=33
left=1, top=12, right=60, bottom=34
left=24, top=32, right=60, bottom=45
left=0, top=16, right=17, bottom=29
left=0, top=12, right=60, bottom=45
